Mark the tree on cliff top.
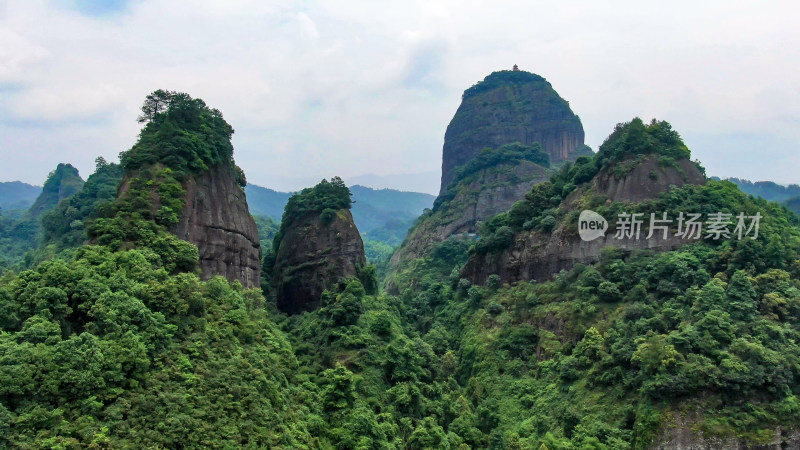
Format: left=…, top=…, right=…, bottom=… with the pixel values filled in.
left=462, top=69, right=548, bottom=99
left=272, top=177, right=353, bottom=254
left=282, top=176, right=353, bottom=220
left=120, top=90, right=236, bottom=180
left=595, top=117, right=691, bottom=167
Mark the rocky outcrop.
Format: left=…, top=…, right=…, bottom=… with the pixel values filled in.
left=463, top=155, right=706, bottom=285
left=440, top=69, right=586, bottom=194
left=596, top=156, right=705, bottom=203
left=390, top=160, right=549, bottom=265
left=389, top=70, right=590, bottom=272
left=650, top=413, right=800, bottom=449
left=273, top=209, right=366, bottom=314
left=170, top=165, right=261, bottom=288
left=28, top=163, right=84, bottom=219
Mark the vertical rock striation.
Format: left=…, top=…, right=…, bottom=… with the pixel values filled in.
left=439, top=70, right=587, bottom=194
left=389, top=70, right=588, bottom=272
left=170, top=165, right=261, bottom=288
left=273, top=208, right=366, bottom=314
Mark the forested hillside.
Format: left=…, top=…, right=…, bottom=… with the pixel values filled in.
left=1, top=87, right=800, bottom=449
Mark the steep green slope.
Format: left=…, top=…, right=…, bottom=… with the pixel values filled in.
left=40, top=158, right=123, bottom=251
left=387, top=69, right=593, bottom=289
left=388, top=119, right=800, bottom=448
left=388, top=142, right=552, bottom=290
left=0, top=211, right=37, bottom=270
left=0, top=92, right=318, bottom=447
left=3, top=93, right=800, bottom=449
left=27, top=164, right=84, bottom=219
left=0, top=165, right=88, bottom=270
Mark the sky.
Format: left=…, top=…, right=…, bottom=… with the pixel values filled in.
left=1, top=0, right=798, bottom=195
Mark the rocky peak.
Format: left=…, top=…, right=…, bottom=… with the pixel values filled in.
left=271, top=177, right=367, bottom=314
left=114, top=90, right=261, bottom=287
left=390, top=143, right=551, bottom=266
left=462, top=119, right=707, bottom=285
left=27, top=163, right=84, bottom=219
left=388, top=71, right=589, bottom=273
left=440, top=69, right=587, bottom=194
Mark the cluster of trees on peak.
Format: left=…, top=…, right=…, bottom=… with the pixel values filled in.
left=262, top=177, right=353, bottom=277
left=121, top=90, right=244, bottom=185
left=596, top=118, right=692, bottom=167
left=279, top=176, right=352, bottom=223
left=462, top=70, right=548, bottom=99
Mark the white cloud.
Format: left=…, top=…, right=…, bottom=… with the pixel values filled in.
left=0, top=0, right=798, bottom=190
left=0, top=29, right=50, bottom=82
left=295, top=12, right=319, bottom=40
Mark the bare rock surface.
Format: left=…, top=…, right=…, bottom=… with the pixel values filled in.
left=463, top=155, right=706, bottom=285
left=170, top=165, right=261, bottom=288
left=440, top=70, right=586, bottom=193
left=273, top=209, right=365, bottom=314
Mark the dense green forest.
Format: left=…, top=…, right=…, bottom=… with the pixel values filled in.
left=2, top=93, right=800, bottom=449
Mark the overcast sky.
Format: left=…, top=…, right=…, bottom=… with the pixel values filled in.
left=1, top=0, right=798, bottom=194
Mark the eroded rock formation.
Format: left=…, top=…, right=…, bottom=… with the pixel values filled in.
left=463, top=155, right=706, bottom=285
left=440, top=70, right=587, bottom=194
left=273, top=208, right=366, bottom=314
left=170, top=165, right=261, bottom=288
left=390, top=159, right=549, bottom=265
left=389, top=70, right=589, bottom=271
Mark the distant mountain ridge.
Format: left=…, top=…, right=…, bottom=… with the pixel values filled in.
left=0, top=181, right=42, bottom=210
left=346, top=171, right=440, bottom=195
left=245, top=183, right=435, bottom=234
left=718, top=177, right=800, bottom=203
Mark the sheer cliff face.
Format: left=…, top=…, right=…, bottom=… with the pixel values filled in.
left=390, top=160, right=549, bottom=266
left=439, top=71, right=585, bottom=194
left=652, top=413, right=799, bottom=449
left=273, top=209, right=365, bottom=314
left=170, top=165, right=261, bottom=288
left=463, top=156, right=706, bottom=285
left=389, top=71, right=588, bottom=271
